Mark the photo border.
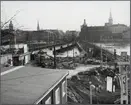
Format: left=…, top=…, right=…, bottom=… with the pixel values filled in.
left=0, top=0, right=130, bottom=105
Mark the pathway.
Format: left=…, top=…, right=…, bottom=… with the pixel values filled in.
left=67, top=64, right=100, bottom=78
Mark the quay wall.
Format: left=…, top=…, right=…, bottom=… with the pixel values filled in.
left=78, top=41, right=120, bottom=61
left=55, top=42, right=84, bottom=54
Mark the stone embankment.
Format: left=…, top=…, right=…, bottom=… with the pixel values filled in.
left=78, top=41, right=121, bottom=61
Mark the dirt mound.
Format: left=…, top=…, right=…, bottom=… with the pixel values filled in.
left=67, top=67, right=121, bottom=104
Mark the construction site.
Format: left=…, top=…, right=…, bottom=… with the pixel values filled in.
left=1, top=38, right=130, bottom=104
left=1, top=1, right=130, bottom=104
left=27, top=42, right=130, bottom=104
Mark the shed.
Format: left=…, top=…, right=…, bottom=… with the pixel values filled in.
left=1, top=66, right=68, bottom=104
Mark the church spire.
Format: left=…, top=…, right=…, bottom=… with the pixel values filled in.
left=108, top=9, right=113, bottom=25
left=37, top=20, right=40, bottom=31
left=109, top=9, right=112, bottom=19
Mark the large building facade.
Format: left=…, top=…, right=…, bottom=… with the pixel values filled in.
left=79, top=11, right=129, bottom=43
left=122, top=28, right=130, bottom=42
left=1, top=21, right=65, bottom=45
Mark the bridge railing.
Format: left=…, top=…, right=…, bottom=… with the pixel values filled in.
left=28, top=41, right=75, bottom=52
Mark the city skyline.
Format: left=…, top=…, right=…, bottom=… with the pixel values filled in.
left=1, top=1, right=130, bottom=31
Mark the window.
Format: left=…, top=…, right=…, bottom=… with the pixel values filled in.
left=123, top=100, right=126, bottom=104
left=45, top=97, right=51, bottom=104
left=55, top=87, right=60, bottom=104
left=62, top=81, right=66, bottom=97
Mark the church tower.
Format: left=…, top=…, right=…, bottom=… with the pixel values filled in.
left=83, top=19, right=87, bottom=26
left=81, top=19, right=87, bottom=30
left=9, top=21, right=13, bottom=30
left=80, top=19, right=88, bottom=42
left=37, top=21, right=40, bottom=31
left=108, top=10, right=113, bottom=25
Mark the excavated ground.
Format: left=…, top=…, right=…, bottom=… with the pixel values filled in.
left=67, top=67, right=121, bottom=104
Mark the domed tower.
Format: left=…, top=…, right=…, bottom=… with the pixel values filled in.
left=108, top=10, right=113, bottom=25
left=9, top=21, right=13, bottom=30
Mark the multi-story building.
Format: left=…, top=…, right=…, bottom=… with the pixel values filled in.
left=122, top=28, right=130, bottom=42
left=65, top=30, right=79, bottom=42
left=1, top=21, right=65, bottom=45
left=79, top=11, right=129, bottom=43
left=79, top=19, right=111, bottom=42
left=107, top=24, right=128, bottom=34
left=30, top=29, right=64, bottom=44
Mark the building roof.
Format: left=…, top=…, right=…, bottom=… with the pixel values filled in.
left=109, top=24, right=128, bottom=27
left=1, top=66, right=68, bottom=104
left=88, top=26, right=106, bottom=30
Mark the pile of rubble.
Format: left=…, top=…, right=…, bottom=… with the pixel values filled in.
left=33, top=51, right=79, bottom=69
left=33, top=49, right=102, bottom=69
left=67, top=67, right=121, bottom=104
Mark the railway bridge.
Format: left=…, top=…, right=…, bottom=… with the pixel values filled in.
left=28, top=41, right=84, bottom=55
left=28, top=41, right=76, bottom=55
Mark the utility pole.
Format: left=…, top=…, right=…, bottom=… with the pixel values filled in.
left=100, top=44, right=103, bottom=68
left=114, top=49, right=117, bottom=71
left=117, top=52, right=129, bottom=104
left=53, top=45, right=56, bottom=69
left=106, top=54, right=108, bottom=68
left=9, top=31, right=13, bottom=65
left=9, top=31, right=12, bottom=54
left=48, top=31, right=50, bottom=45
left=73, top=38, right=76, bottom=66
left=53, top=33, right=56, bottom=69
left=11, top=30, right=17, bottom=66
left=67, top=44, right=68, bottom=57
left=73, top=46, right=74, bottom=66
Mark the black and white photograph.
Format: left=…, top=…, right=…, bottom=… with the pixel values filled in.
left=0, top=1, right=130, bottom=104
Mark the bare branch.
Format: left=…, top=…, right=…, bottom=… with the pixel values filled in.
left=1, top=10, right=21, bottom=29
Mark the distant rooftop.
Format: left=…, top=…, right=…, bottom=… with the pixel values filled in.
left=109, top=24, right=128, bottom=27
left=1, top=66, right=68, bottom=104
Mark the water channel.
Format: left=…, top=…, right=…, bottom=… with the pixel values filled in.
left=94, top=43, right=130, bottom=56
left=42, top=47, right=80, bottom=57
left=43, top=43, right=130, bottom=57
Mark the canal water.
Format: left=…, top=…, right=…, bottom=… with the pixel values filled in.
left=42, top=47, right=80, bottom=57
left=94, top=43, right=130, bottom=56
left=43, top=43, right=130, bottom=57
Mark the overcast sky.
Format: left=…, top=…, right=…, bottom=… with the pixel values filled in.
left=1, top=1, right=130, bottom=31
